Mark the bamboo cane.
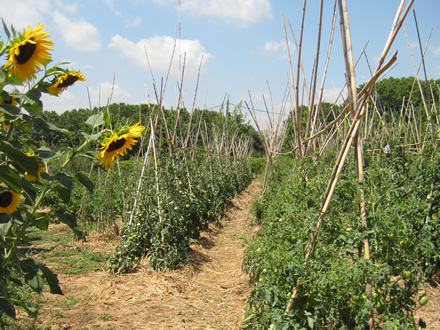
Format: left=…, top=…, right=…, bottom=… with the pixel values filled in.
left=285, top=51, right=399, bottom=315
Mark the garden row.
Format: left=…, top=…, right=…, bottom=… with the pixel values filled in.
left=100, top=152, right=254, bottom=272
left=242, top=146, right=439, bottom=329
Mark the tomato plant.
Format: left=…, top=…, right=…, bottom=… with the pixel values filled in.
left=242, top=147, right=438, bottom=328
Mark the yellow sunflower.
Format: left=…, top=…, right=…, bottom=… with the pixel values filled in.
left=0, top=189, right=21, bottom=214
left=4, top=23, right=54, bottom=82
left=95, top=122, right=145, bottom=169
left=48, top=71, right=87, bottom=95
left=24, top=152, right=45, bottom=182
left=24, top=165, right=45, bottom=182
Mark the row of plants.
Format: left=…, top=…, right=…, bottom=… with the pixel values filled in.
left=107, top=152, right=253, bottom=272
left=241, top=146, right=439, bottom=329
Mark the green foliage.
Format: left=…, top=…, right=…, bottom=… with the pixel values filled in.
left=249, top=157, right=266, bottom=176
left=33, top=102, right=263, bottom=158
left=241, top=148, right=439, bottom=328
left=107, top=153, right=253, bottom=273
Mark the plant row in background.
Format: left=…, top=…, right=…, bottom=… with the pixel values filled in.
left=107, top=152, right=252, bottom=273
left=241, top=146, right=439, bottom=329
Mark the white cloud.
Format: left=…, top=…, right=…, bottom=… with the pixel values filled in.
left=41, top=90, right=78, bottom=114
left=322, top=87, right=347, bottom=105
left=54, top=0, right=78, bottom=13
left=108, top=34, right=212, bottom=78
left=263, top=40, right=296, bottom=60
left=102, top=0, right=122, bottom=16
left=125, top=17, right=142, bottom=28
left=52, top=11, right=101, bottom=52
left=0, top=0, right=51, bottom=30
left=87, top=82, right=131, bottom=106
left=432, top=46, right=440, bottom=57
left=153, top=0, right=272, bottom=27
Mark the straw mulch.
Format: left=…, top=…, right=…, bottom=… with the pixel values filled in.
left=34, top=178, right=261, bottom=329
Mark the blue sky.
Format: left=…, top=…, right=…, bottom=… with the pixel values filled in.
left=2, top=0, right=439, bottom=116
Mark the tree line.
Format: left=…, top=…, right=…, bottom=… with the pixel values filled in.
left=24, top=102, right=264, bottom=158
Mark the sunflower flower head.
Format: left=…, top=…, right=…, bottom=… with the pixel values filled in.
left=24, top=152, right=45, bottom=182
left=48, top=70, right=87, bottom=95
left=4, top=23, right=54, bottom=82
left=95, top=122, right=145, bottom=169
left=0, top=188, right=21, bottom=215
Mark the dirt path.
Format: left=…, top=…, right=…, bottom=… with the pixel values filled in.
left=34, top=178, right=261, bottom=329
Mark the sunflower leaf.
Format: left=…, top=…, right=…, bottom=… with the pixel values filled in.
left=0, top=219, right=12, bottom=237
left=0, top=103, right=20, bottom=116
left=24, top=99, right=43, bottom=115
left=55, top=207, right=78, bottom=230
left=81, top=132, right=101, bottom=141
left=20, top=259, right=44, bottom=294
left=36, top=146, right=58, bottom=162
left=0, top=141, right=39, bottom=177
left=0, top=165, right=21, bottom=193
left=33, top=213, right=50, bottom=231
left=0, top=288, right=15, bottom=319
left=73, top=172, right=94, bottom=193
left=32, top=117, right=72, bottom=136
left=53, top=172, right=73, bottom=189
left=10, top=24, right=16, bottom=38
left=53, top=186, right=71, bottom=203
left=38, top=263, right=63, bottom=295
left=21, top=178, right=36, bottom=204
left=86, top=112, right=105, bottom=129
left=1, top=18, right=10, bottom=40
left=0, top=70, right=5, bottom=85
left=10, top=89, right=42, bottom=115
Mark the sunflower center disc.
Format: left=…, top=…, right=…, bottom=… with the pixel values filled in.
left=0, top=191, right=13, bottom=207
left=16, top=41, right=37, bottom=65
left=107, top=138, right=126, bottom=152
left=58, top=75, right=80, bottom=88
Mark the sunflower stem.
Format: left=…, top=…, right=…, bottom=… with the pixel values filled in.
left=60, top=138, right=92, bottom=168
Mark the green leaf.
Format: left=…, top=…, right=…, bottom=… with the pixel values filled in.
left=77, top=150, right=97, bottom=161
left=21, top=178, right=36, bottom=204
left=0, top=104, right=20, bottom=117
left=20, top=259, right=44, bottom=294
left=32, top=117, right=72, bottom=136
left=53, top=172, right=73, bottom=189
left=9, top=89, right=43, bottom=115
left=11, top=298, right=37, bottom=318
left=53, top=186, right=71, bottom=203
left=73, top=172, right=94, bottom=193
left=38, top=263, right=63, bottom=295
left=36, top=146, right=65, bottom=164
left=103, top=110, right=111, bottom=126
left=81, top=132, right=102, bottom=141
left=45, top=172, right=73, bottom=189
left=86, top=112, right=105, bottom=129
left=24, top=100, right=42, bottom=115
left=0, top=165, right=21, bottom=193
left=55, top=208, right=78, bottom=229
left=0, top=286, right=15, bottom=319
left=33, top=213, right=50, bottom=231
left=0, top=219, right=12, bottom=236
left=0, top=70, right=5, bottom=85
left=1, top=18, right=10, bottom=40
left=0, top=141, right=39, bottom=177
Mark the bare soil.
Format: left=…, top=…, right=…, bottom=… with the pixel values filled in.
left=27, top=178, right=261, bottom=329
